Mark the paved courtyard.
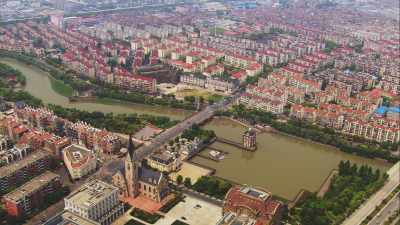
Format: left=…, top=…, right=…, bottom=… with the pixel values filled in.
left=170, top=162, right=213, bottom=184
left=154, top=195, right=222, bottom=225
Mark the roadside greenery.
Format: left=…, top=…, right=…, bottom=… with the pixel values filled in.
left=192, top=176, right=233, bottom=199
left=291, top=161, right=387, bottom=225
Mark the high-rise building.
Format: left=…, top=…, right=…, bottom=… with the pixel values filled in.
left=64, top=179, right=124, bottom=225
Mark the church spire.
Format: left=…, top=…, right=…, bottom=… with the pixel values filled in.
left=127, top=134, right=135, bottom=160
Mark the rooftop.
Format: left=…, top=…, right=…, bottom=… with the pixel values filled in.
left=65, top=179, right=117, bottom=209
left=0, top=151, right=50, bottom=178
left=3, top=171, right=60, bottom=202
left=63, top=144, right=95, bottom=168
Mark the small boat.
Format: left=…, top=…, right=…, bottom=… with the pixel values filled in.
left=209, top=150, right=225, bottom=160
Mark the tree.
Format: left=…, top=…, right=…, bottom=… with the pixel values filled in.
left=184, top=177, right=191, bottom=188
left=176, top=175, right=183, bottom=185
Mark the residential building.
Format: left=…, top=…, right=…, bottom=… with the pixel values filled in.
left=0, top=151, right=52, bottom=195
left=2, top=171, right=61, bottom=217
left=62, top=144, right=97, bottom=180
left=147, top=151, right=181, bottom=173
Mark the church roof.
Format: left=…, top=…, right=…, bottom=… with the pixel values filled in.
left=138, top=167, right=163, bottom=185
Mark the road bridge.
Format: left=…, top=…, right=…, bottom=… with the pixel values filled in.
left=134, top=95, right=238, bottom=161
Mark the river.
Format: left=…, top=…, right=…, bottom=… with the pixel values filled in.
left=0, top=57, right=392, bottom=200
left=191, top=118, right=391, bottom=200
left=0, top=58, right=191, bottom=120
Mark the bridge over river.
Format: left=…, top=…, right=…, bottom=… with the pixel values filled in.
left=133, top=95, right=237, bottom=161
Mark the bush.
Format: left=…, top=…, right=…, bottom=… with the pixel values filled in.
left=125, top=219, right=145, bottom=225
left=130, top=208, right=161, bottom=224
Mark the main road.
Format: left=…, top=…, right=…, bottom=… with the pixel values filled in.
left=367, top=192, right=400, bottom=225
left=133, top=95, right=238, bottom=161
left=342, top=162, right=400, bottom=225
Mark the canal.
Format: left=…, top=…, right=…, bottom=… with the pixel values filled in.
left=0, top=58, right=191, bottom=120
left=1, top=58, right=392, bottom=200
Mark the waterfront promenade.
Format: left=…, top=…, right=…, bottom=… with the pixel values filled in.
left=342, top=162, right=400, bottom=225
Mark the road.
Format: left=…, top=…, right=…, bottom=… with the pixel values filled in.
left=342, top=162, right=400, bottom=225
left=368, top=192, right=399, bottom=225
left=133, top=95, right=237, bottom=161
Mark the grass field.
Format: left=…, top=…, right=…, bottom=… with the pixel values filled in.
left=49, top=77, right=74, bottom=97
left=176, top=89, right=222, bottom=101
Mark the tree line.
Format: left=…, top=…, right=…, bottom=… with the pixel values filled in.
left=291, top=160, right=387, bottom=225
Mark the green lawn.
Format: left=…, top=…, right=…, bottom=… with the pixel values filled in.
left=49, top=77, right=73, bottom=97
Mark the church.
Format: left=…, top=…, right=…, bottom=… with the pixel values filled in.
left=112, top=136, right=170, bottom=203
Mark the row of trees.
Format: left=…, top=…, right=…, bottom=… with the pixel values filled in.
left=292, top=161, right=387, bottom=225
left=217, top=104, right=277, bottom=125
left=95, top=88, right=196, bottom=110
left=48, top=104, right=179, bottom=134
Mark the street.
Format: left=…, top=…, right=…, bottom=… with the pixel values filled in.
left=368, top=192, right=400, bottom=225
left=342, top=162, right=400, bottom=225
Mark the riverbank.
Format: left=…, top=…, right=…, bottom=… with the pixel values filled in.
left=0, top=51, right=197, bottom=111
left=0, top=57, right=191, bottom=120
